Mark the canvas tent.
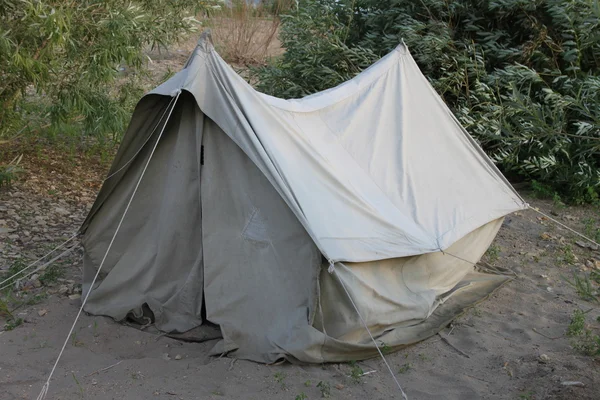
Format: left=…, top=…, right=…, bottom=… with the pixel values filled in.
left=80, top=31, right=527, bottom=364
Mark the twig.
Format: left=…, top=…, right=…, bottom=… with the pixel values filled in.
left=438, top=333, right=470, bottom=358
left=228, top=358, right=237, bottom=371
left=465, top=374, right=492, bottom=384
left=359, top=370, right=377, bottom=377
left=84, top=360, right=122, bottom=377
left=532, top=328, right=562, bottom=340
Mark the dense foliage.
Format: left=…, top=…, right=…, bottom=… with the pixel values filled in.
left=0, top=0, right=218, bottom=145
left=256, top=0, right=600, bottom=202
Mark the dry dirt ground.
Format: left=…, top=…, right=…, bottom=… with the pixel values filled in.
left=2, top=26, right=600, bottom=400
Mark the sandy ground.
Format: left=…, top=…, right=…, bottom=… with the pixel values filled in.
left=1, top=196, right=600, bottom=400
left=2, top=21, right=600, bottom=400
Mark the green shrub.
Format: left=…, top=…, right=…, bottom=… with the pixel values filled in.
left=0, top=0, right=219, bottom=145
left=256, top=0, right=600, bottom=202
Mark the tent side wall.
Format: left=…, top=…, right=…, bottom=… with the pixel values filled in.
left=315, top=218, right=503, bottom=344
left=82, top=93, right=323, bottom=363
left=82, top=92, right=206, bottom=332
left=200, top=113, right=322, bottom=362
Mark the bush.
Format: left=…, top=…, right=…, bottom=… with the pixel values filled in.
left=255, top=0, right=600, bottom=202
left=0, top=0, right=219, bottom=146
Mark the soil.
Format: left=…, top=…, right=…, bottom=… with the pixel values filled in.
left=2, top=27, right=600, bottom=400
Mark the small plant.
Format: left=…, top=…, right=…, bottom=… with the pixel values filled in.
left=349, top=361, right=363, bottom=383
left=418, top=353, right=430, bottom=361
left=2, top=259, right=28, bottom=290
left=304, top=380, right=311, bottom=387
left=531, top=180, right=556, bottom=199
left=317, top=381, right=331, bottom=398
left=72, top=373, right=84, bottom=399
left=274, top=371, right=286, bottom=388
left=39, top=264, right=64, bottom=284
left=25, top=292, right=47, bottom=306
left=552, top=193, right=566, bottom=210
left=566, top=309, right=600, bottom=356
left=591, top=270, right=600, bottom=285
left=519, top=391, right=534, bottom=400
left=563, top=273, right=598, bottom=302
left=379, top=341, right=391, bottom=355
left=295, top=393, right=308, bottom=400
left=398, top=363, right=412, bottom=373
left=70, top=331, right=84, bottom=347
left=485, top=244, right=500, bottom=263
left=4, top=317, right=23, bottom=331
left=567, top=309, right=587, bottom=336
left=558, top=245, right=577, bottom=265
left=0, top=155, right=24, bottom=188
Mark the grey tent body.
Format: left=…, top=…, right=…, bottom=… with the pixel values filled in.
left=80, top=31, right=527, bottom=363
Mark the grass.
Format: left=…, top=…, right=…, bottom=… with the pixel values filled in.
left=72, top=372, right=84, bottom=399
left=317, top=381, right=331, bottom=398
left=379, top=341, right=392, bottom=355
left=39, top=263, right=64, bottom=285
left=3, top=317, right=23, bottom=331
left=519, top=391, right=534, bottom=400
left=349, top=360, right=363, bottom=383
left=0, top=154, right=23, bottom=188
left=583, top=218, right=600, bottom=243
left=273, top=371, right=286, bottom=389
left=557, top=244, right=577, bottom=265
left=563, top=272, right=599, bottom=302
left=398, top=363, right=412, bottom=373
left=485, top=244, right=500, bottom=263
left=1, top=259, right=28, bottom=290
left=566, top=309, right=600, bottom=356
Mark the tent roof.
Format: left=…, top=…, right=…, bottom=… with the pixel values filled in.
left=96, top=31, right=527, bottom=263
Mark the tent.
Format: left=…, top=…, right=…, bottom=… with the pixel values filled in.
left=80, top=31, right=527, bottom=364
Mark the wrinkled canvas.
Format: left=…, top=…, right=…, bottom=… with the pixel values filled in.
left=81, top=32, right=526, bottom=363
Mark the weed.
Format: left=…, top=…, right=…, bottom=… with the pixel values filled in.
left=39, top=264, right=63, bottom=284
left=4, top=317, right=23, bottom=331
left=485, top=244, right=500, bottom=263
left=317, top=381, right=331, bottom=398
left=591, top=270, right=600, bottom=284
left=531, top=180, right=555, bottom=199
left=274, top=371, right=286, bottom=388
left=295, top=393, right=308, bottom=400
left=418, top=353, right=430, bottom=361
left=567, top=309, right=586, bottom=336
left=552, top=193, right=566, bottom=210
left=2, top=259, right=28, bottom=290
left=0, top=298, right=12, bottom=318
left=349, top=360, right=363, bottom=383
left=70, top=331, right=84, bottom=347
left=379, top=341, right=391, bottom=355
left=211, top=391, right=223, bottom=396
left=558, top=245, right=577, bottom=265
left=398, top=363, right=412, bottom=373
left=519, top=391, right=534, bottom=400
left=563, top=273, right=598, bottom=302
left=304, top=380, right=311, bottom=387
left=0, top=154, right=24, bottom=188
left=471, top=307, right=483, bottom=317
left=25, top=292, right=47, bottom=306
left=72, top=373, right=84, bottom=399
left=566, top=309, right=600, bottom=356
